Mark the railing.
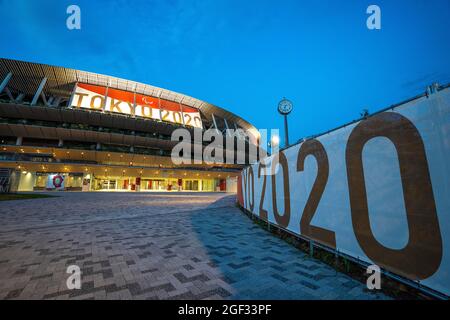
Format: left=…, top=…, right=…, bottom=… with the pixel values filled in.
left=0, top=117, right=173, bottom=141
left=0, top=143, right=172, bottom=159
left=0, top=99, right=243, bottom=142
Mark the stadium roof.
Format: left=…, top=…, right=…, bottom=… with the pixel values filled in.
left=0, top=58, right=258, bottom=138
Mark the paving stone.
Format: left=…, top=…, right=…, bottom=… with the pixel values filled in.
left=0, top=192, right=388, bottom=300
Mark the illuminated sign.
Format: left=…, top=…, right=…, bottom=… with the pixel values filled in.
left=46, top=174, right=65, bottom=190
left=70, top=83, right=203, bottom=128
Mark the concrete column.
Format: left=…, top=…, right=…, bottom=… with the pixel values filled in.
left=16, top=93, right=24, bottom=103
left=223, top=118, right=232, bottom=137
left=0, top=72, right=12, bottom=94
left=16, top=137, right=23, bottom=146
left=58, top=139, right=64, bottom=147
left=31, top=77, right=47, bottom=106
left=18, top=171, right=36, bottom=191
left=211, top=113, right=220, bottom=134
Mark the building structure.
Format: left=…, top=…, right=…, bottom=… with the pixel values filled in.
left=0, top=58, right=260, bottom=192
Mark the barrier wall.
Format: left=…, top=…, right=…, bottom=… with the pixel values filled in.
left=239, top=87, right=450, bottom=297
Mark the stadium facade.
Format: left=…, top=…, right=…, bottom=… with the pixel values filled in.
left=0, top=58, right=260, bottom=193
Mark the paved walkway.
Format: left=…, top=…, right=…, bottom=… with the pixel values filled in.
left=0, top=192, right=388, bottom=300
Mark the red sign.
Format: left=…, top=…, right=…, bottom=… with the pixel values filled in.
left=71, top=83, right=203, bottom=128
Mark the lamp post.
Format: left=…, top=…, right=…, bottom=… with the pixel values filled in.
left=277, top=98, right=293, bottom=147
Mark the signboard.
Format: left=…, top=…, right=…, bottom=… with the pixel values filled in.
left=46, top=174, right=65, bottom=190
left=70, top=83, right=203, bottom=128
left=239, top=87, right=450, bottom=296
left=82, top=178, right=90, bottom=192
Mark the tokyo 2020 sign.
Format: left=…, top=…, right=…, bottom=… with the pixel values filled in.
left=239, top=87, right=450, bottom=296
left=71, top=83, right=203, bottom=129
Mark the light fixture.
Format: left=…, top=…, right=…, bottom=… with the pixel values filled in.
left=270, top=134, right=280, bottom=148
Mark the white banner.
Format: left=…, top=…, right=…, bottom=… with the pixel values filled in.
left=239, top=86, right=450, bottom=296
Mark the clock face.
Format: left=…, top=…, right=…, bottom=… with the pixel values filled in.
left=278, top=99, right=293, bottom=115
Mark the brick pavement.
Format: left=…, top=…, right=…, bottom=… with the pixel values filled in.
left=0, top=192, right=388, bottom=300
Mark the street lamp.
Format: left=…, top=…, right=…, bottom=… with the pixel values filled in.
left=270, top=134, right=280, bottom=148
left=268, top=134, right=280, bottom=155
left=277, top=98, right=293, bottom=147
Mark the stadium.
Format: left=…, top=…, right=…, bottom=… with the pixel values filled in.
left=0, top=58, right=260, bottom=193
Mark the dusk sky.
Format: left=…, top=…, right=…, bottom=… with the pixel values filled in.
left=1, top=0, right=449, bottom=144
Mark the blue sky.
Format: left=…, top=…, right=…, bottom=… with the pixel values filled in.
left=0, top=0, right=449, bottom=144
